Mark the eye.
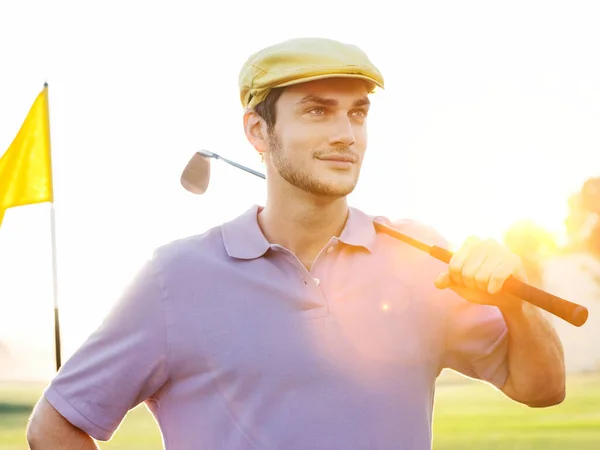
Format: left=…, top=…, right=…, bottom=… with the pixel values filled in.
left=307, top=107, right=326, bottom=116
left=351, top=108, right=369, bottom=118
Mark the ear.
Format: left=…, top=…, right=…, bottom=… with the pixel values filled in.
left=243, top=109, right=269, bottom=156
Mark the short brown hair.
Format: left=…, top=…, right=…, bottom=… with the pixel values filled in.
left=253, top=87, right=284, bottom=132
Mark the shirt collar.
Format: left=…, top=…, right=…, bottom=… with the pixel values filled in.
left=221, top=204, right=377, bottom=260
left=338, top=206, right=377, bottom=252
left=221, top=205, right=271, bottom=260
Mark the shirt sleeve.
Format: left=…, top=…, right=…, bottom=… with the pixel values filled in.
left=42, top=253, right=170, bottom=441
left=441, top=290, right=509, bottom=389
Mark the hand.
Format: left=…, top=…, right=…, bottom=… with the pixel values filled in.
left=433, top=236, right=528, bottom=310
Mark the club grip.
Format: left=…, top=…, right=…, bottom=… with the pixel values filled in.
left=429, top=245, right=589, bottom=327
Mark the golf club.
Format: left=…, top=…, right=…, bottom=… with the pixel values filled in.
left=180, top=150, right=589, bottom=327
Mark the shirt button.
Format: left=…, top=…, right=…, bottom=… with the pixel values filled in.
left=313, top=277, right=320, bottom=285
left=326, top=246, right=334, bottom=254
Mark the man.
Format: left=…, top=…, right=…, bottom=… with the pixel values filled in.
left=27, top=37, right=565, bottom=449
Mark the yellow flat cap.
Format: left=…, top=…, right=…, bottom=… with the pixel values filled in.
left=239, top=37, right=384, bottom=109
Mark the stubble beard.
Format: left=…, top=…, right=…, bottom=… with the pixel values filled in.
left=267, top=131, right=359, bottom=198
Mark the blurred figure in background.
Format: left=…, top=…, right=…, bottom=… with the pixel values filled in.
left=542, top=177, right=600, bottom=373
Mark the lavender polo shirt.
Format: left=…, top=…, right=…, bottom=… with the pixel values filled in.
left=44, top=205, right=508, bottom=450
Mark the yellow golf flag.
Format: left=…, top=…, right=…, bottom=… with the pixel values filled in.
left=0, top=84, right=53, bottom=227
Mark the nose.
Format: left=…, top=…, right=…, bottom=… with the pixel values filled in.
left=328, top=115, right=356, bottom=147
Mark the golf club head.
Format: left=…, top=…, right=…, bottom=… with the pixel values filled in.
left=197, top=149, right=216, bottom=158
left=180, top=151, right=211, bottom=194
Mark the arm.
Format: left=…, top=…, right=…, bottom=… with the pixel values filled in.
left=27, top=253, right=170, bottom=443
left=435, top=236, right=566, bottom=407
left=27, top=398, right=99, bottom=449
left=499, top=301, right=565, bottom=406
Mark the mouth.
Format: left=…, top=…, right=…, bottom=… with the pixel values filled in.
left=317, top=154, right=358, bottom=164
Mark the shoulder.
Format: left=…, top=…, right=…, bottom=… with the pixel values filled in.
left=360, top=212, right=451, bottom=284
left=371, top=214, right=450, bottom=250
left=153, top=225, right=225, bottom=265
left=138, top=224, right=230, bottom=296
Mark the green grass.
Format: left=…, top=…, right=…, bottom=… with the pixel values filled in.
left=432, top=373, right=600, bottom=449
left=0, top=383, right=162, bottom=450
left=1, top=373, right=599, bottom=449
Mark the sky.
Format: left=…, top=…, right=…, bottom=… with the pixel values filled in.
left=0, top=0, right=599, bottom=380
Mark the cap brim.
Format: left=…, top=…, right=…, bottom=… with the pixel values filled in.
left=273, top=73, right=384, bottom=91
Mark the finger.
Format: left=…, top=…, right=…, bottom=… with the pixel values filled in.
left=448, top=236, right=481, bottom=287
left=460, top=239, right=493, bottom=290
left=488, top=259, right=520, bottom=294
left=434, top=271, right=451, bottom=289
left=473, top=248, right=506, bottom=292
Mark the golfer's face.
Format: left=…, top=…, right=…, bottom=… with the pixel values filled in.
left=269, top=78, right=370, bottom=197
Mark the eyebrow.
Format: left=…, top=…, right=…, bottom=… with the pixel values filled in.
left=296, top=95, right=370, bottom=107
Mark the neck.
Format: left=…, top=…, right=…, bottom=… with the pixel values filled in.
left=258, top=184, right=349, bottom=269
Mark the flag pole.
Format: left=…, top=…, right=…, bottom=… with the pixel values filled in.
left=44, top=82, right=62, bottom=371
left=51, top=205, right=61, bottom=371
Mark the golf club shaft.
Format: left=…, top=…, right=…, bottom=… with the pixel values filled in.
left=193, top=151, right=588, bottom=327
left=213, top=153, right=266, bottom=179
left=373, top=221, right=588, bottom=327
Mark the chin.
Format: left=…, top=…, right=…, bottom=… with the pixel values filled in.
left=314, top=178, right=359, bottom=197
left=281, top=166, right=360, bottom=197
